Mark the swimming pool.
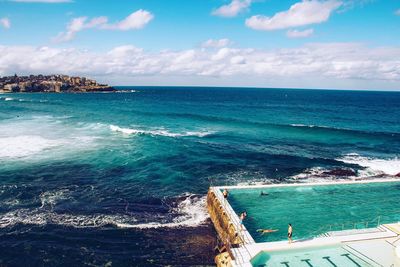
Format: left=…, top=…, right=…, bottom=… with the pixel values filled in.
left=227, top=181, right=400, bottom=242
left=251, top=245, right=376, bottom=267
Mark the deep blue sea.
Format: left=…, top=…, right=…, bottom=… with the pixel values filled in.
left=0, top=87, right=399, bottom=266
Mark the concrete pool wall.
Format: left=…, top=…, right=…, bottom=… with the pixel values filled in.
left=207, top=187, right=255, bottom=266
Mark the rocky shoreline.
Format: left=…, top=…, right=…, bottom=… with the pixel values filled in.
left=0, top=74, right=115, bottom=93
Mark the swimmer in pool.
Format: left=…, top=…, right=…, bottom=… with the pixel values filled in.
left=257, top=229, right=278, bottom=235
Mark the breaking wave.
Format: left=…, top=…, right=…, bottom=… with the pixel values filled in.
left=115, top=90, right=139, bottom=93
left=291, top=153, right=400, bottom=182
left=291, top=167, right=358, bottom=182
left=337, top=153, right=400, bottom=176
left=110, top=125, right=214, bottom=138
left=0, top=116, right=103, bottom=161
left=0, top=97, right=28, bottom=102
left=0, top=97, right=15, bottom=101
left=116, top=110, right=399, bottom=138
left=0, top=193, right=208, bottom=229
left=0, top=135, right=63, bottom=159
left=289, top=124, right=331, bottom=129
left=0, top=209, right=139, bottom=229
left=116, top=194, right=208, bottom=229
left=0, top=96, right=51, bottom=103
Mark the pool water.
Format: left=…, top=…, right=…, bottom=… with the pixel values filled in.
left=251, top=245, right=376, bottom=267
left=227, top=181, right=400, bottom=242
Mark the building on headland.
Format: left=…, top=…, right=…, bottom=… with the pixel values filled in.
left=0, top=74, right=115, bottom=93
left=3, top=83, right=19, bottom=92
left=54, top=82, right=61, bottom=93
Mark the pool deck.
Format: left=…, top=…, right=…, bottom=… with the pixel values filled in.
left=231, top=224, right=400, bottom=266
left=208, top=178, right=400, bottom=267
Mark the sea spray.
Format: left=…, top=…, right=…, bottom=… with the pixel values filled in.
left=109, top=124, right=214, bottom=138
left=337, top=153, right=400, bottom=176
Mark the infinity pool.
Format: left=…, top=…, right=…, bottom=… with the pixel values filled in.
left=251, top=245, right=375, bottom=267
left=227, top=181, right=400, bottom=242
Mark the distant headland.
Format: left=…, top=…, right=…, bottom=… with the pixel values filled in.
left=0, top=74, right=115, bottom=93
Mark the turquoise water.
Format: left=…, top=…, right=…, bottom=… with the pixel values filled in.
left=251, top=245, right=374, bottom=267
left=0, top=87, right=399, bottom=265
left=228, top=181, right=400, bottom=242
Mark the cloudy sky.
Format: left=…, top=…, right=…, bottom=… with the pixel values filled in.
left=0, top=0, right=399, bottom=90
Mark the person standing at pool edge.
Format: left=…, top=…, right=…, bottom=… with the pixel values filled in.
left=239, top=212, right=247, bottom=230
left=222, top=189, right=228, bottom=206
left=288, top=224, right=293, bottom=243
left=222, top=189, right=228, bottom=199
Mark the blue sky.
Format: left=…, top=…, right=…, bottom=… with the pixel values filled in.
left=0, top=0, right=400, bottom=90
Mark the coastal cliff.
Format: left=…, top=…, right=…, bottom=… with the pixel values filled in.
left=0, top=74, right=115, bottom=93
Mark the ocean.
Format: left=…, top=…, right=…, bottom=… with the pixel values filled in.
left=0, top=87, right=399, bottom=266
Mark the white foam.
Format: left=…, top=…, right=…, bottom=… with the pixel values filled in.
left=290, top=124, right=332, bottom=129
left=115, top=90, right=138, bottom=93
left=236, top=179, right=276, bottom=187
left=337, top=153, right=400, bottom=176
left=172, top=194, right=208, bottom=226
left=0, top=116, right=103, bottom=162
left=291, top=167, right=325, bottom=180
left=0, top=209, right=138, bottom=229
left=116, top=194, right=208, bottom=229
left=0, top=135, right=62, bottom=159
left=110, top=125, right=213, bottom=138
left=0, top=194, right=208, bottom=229
left=40, top=189, right=71, bottom=209
left=290, top=124, right=315, bottom=127
left=290, top=167, right=357, bottom=183
left=217, top=170, right=275, bottom=186
left=0, top=97, right=24, bottom=102
left=185, top=131, right=213, bottom=137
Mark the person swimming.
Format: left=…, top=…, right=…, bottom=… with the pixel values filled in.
left=256, top=229, right=278, bottom=235
left=260, top=191, right=268, bottom=196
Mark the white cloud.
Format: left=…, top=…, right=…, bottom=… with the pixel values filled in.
left=108, top=45, right=143, bottom=57
left=103, top=9, right=153, bottom=31
left=202, top=38, right=232, bottom=48
left=54, top=16, right=106, bottom=42
left=395, top=9, right=400, bottom=16
left=230, top=55, right=246, bottom=64
left=212, top=0, right=252, bottom=18
left=246, top=0, right=342, bottom=31
left=286, top=28, right=314, bottom=38
left=85, top=16, right=108, bottom=28
left=54, top=10, right=153, bottom=42
left=0, top=18, right=11, bottom=29
left=1, top=42, right=399, bottom=89
left=10, top=0, right=72, bottom=2
left=211, top=47, right=235, bottom=61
